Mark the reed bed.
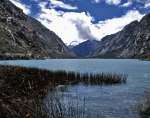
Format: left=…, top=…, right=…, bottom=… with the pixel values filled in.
left=43, top=91, right=95, bottom=118
left=0, top=64, right=127, bottom=117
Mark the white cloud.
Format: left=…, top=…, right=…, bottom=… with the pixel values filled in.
left=106, top=0, right=121, bottom=5
left=49, top=0, right=78, bottom=9
left=36, top=1, right=144, bottom=45
left=91, top=0, right=100, bottom=3
left=136, top=0, right=150, bottom=3
left=95, top=10, right=144, bottom=39
left=92, top=0, right=121, bottom=4
left=135, top=0, right=150, bottom=9
left=37, top=1, right=96, bottom=44
left=10, top=0, right=31, bottom=15
left=71, top=19, right=97, bottom=40
left=144, top=3, right=150, bottom=8
left=119, top=0, right=132, bottom=7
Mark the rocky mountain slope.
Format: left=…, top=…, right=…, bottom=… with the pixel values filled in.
left=0, top=0, right=74, bottom=59
left=121, top=13, right=150, bottom=60
left=89, top=20, right=139, bottom=58
left=90, top=13, right=150, bottom=60
left=70, top=40, right=99, bottom=57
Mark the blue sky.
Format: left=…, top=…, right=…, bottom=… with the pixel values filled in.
left=10, top=0, right=150, bottom=45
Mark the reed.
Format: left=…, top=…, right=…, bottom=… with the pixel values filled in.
left=44, top=91, right=98, bottom=118
left=0, top=64, right=127, bottom=117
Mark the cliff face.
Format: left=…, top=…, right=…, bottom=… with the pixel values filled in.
left=70, top=40, right=99, bottom=57
left=89, top=20, right=139, bottom=58
left=0, top=0, right=74, bottom=59
left=121, top=13, right=150, bottom=60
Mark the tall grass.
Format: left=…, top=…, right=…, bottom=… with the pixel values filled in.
left=0, top=64, right=127, bottom=117
left=43, top=90, right=102, bottom=118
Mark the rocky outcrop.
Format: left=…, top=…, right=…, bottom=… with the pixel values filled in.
left=120, top=13, right=150, bottom=60
left=70, top=40, right=99, bottom=57
left=89, top=20, right=139, bottom=58
left=0, top=0, right=74, bottom=59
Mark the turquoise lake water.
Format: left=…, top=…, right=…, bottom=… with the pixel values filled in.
left=0, top=59, right=150, bottom=117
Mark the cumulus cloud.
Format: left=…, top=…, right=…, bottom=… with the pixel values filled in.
left=136, top=0, right=150, bottom=3
left=119, top=0, right=132, bottom=7
left=37, top=1, right=97, bottom=44
left=37, top=3, right=79, bottom=44
left=10, top=0, right=31, bottom=15
left=92, top=0, right=121, bottom=5
left=135, top=0, right=150, bottom=9
left=36, top=0, right=144, bottom=44
left=71, top=19, right=97, bottom=40
left=106, top=0, right=121, bottom=5
left=95, top=10, right=144, bottom=38
left=49, top=0, right=78, bottom=9
left=144, top=3, right=150, bottom=8
left=34, top=0, right=145, bottom=45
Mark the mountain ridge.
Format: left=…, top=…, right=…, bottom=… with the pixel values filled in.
left=89, top=20, right=139, bottom=58
left=120, top=13, right=150, bottom=60
left=89, top=13, right=150, bottom=60
left=70, top=40, right=99, bottom=57
left=0, top=0, right=74, bottom=59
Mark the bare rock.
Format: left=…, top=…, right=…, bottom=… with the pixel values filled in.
left=0, top=0, right=74, bottom=59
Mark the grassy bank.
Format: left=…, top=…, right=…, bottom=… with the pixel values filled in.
left=0, top=65, right=127, bottom=117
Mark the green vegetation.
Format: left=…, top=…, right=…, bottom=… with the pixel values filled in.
left=0, top=65, right=127, bottom=117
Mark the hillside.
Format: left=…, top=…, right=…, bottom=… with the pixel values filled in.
left=89, top=20, right=139, bottom=58
left=0, top=0, right=74, bottom=59
left=89, top=13, right=150, bottom=60
left=121, top=13, right=150, bottom=60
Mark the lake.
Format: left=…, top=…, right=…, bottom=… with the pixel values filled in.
left=0, top=59, right=150, bottom=118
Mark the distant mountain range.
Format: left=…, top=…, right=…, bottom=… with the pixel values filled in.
left=67, top=40, right=80, bottom=51
left=0, top=0, right=74, bottom=59
left=69, top=40, right=99, bottom=57
left=89, top=13, right=150, bottom=60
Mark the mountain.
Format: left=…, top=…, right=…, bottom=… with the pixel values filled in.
left=90, top=13, right=150, bottom=60
left=89, top=20, right=139, bottom=58
left=67, top=40, right=80, bottom=51
left=70, top=40, right=99, bottom=57
left=121, top=13, right=150, bottom=60
left=0, top=0, right=74, bottom=59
